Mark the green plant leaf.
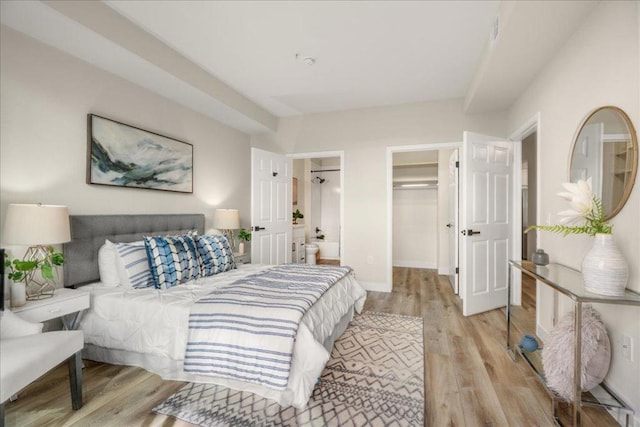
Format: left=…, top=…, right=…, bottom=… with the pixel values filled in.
left=41, top=264, right=54, bottom=279
left=525, top=224, right=593, bottom=236
left=237, top=229, right=252, bottom=242
left=13, top=260, right=38, bottom=271
left=9, top=271, right=24, bottom=281
left=51, top=252, right=64, bottom=266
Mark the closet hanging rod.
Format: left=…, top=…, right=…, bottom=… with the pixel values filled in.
left=310, top=168, right=341, bottom=173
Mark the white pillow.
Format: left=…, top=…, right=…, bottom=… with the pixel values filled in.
left=115, top=241, right=154, bottom=289
left=0, top=310, right=43, bottom=339
left=98, top=240, right=120, bottom=287
left=542, top=305, right=611, bottom=401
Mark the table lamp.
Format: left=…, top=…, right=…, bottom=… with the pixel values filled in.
left=214, top=209, right=240, bottom=252
left=2, top=204, right=71, bottom=299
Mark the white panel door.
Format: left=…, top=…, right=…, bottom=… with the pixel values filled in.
left=251, top=148, right=292, bottom=265
left=460, top=132, right=512, bottom=316
left=448, top=150, right=459, bottom=294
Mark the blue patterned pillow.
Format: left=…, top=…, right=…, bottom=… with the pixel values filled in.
left=115, top=241, right=154, bottom=289
left=194, top=234, right=236, bottom=277
left=144, top=235, right=200, bottom=289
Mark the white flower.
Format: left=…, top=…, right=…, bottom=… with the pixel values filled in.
left=556, top=178, right=594, bottom=225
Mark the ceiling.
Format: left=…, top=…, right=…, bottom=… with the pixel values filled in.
left=1, top=1, right=597, bottom=134
left=104, top=0, right=499, bottom=117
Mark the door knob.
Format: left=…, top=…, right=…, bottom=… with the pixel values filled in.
left=446, top=223, right=453, bottom=228
left=461, top=229, right=480, bottom=236
left=252, top=226, right=266, bottom=231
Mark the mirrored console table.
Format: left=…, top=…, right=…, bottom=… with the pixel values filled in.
left=507, top=261, right=640, bottom=426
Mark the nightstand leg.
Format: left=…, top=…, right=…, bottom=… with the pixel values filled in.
left=62, top=311, right=84, bottom=330
left=68, top=351, right=83, bottom=410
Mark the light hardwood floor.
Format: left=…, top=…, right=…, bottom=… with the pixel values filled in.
left=5, top=268, right=617, bottom=426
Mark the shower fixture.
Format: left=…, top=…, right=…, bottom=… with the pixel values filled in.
left=312, top=176, right=326, bottom=184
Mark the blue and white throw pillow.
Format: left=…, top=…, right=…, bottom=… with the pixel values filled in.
left=115, top=241, right=154, bottom=289
left=144, top=235, right=200, bottom=290
left=194, top=234, right=236, bottom=277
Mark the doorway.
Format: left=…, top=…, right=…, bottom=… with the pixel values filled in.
left=510, top=114, right=553, bottom=340
left=386, top=143, right=460, bottom=290
left=289, top=151, right=345, bottom=265
left=392, top=151, right=439, bottom=269
left=522, top=131, right=538, bottom=261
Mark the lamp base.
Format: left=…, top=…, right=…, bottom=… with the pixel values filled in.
left=222, top=229, right=236, bottom=253
left=26, top=281, right=55, bottom=300
left=23, top=246, right=58, bottom=300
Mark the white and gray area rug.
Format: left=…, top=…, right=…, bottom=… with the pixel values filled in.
left=153, top=311, right=424, bottom=426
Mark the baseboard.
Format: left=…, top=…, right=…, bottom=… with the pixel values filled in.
left=536, top=324, right=550, bottom=343
left=358, top=281, right=392, bottom=293
left=392, top=260, right=437, bottom=269
left=438, top=267, right=452, bottom=275
left=598, top=383, right=639, bottom=427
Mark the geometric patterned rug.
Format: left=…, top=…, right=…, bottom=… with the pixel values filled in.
left=153, top=311, right=424, bottom=426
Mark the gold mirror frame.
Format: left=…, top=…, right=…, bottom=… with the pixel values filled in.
left=569, top=106, right=638, bottom=220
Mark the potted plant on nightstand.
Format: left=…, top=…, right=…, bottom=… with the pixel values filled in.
left=292, top=209, right=304, bottom=225
left=237, top=229, right=251, bottom=255
left=4, top=248, right=64, bottom=304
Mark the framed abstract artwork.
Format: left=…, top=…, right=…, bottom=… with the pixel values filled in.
left=87, top=114, right=193, bottom=193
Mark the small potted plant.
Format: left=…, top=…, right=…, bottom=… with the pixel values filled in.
left=4, top=247, right=64, bottom=303
left=237, top=229, right=251, bottom=255
left=292, top=209, right=304, bottom=225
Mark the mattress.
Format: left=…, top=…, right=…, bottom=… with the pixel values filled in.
left=79, top=264, right=367, bottom=408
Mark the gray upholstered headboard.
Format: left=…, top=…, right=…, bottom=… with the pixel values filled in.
left=63, top=214, right=205, bottom=288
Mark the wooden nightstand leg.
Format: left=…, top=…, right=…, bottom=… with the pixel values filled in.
left=68, top=351, right=83, bottom=410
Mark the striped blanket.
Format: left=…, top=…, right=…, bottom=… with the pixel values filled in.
left=183, top=264, right=351, bottom=390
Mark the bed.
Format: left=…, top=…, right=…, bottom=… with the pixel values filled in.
left=63, top=214, right=367, bottom=408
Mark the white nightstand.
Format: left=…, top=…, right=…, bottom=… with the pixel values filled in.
left=234, top=252, right=251, bottom=265
left=11, top=288, right=90, bottom=330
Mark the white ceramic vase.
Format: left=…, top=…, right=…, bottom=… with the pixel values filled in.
left=11, top=282, right=27, bottom=307
left=581, top=233, right=628, bottom=296
left=238, top=242, right=245, bottom=255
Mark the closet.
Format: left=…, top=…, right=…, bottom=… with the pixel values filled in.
left=392, top=152, right=438, bottom=269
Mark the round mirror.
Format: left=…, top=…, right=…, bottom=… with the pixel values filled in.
left=570, top=106, right=638, bottom=219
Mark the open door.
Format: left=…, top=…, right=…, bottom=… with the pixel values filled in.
left=460, top=132, right=513, bottom=316
left=448, top=150, right=459, bottom=294
left=251, top=148, right=292, bottom=265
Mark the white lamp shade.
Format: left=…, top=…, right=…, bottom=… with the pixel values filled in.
left=2, top=204, right=71, bottom=245
left=214, top=209, right=240, bottom=230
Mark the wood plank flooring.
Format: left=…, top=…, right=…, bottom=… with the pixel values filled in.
left=5, top=268, right=617, bottom=426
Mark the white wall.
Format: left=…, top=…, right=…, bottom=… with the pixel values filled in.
left=0, top=27, right=255, bottom=248
left=507, top=2, right=640, bottom=421
left=392, top=188, right=437, bottom=268
left=273, top=100, right=506, bottom=290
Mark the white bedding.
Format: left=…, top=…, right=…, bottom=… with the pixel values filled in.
left=79, top=264, right=367, bottom=408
